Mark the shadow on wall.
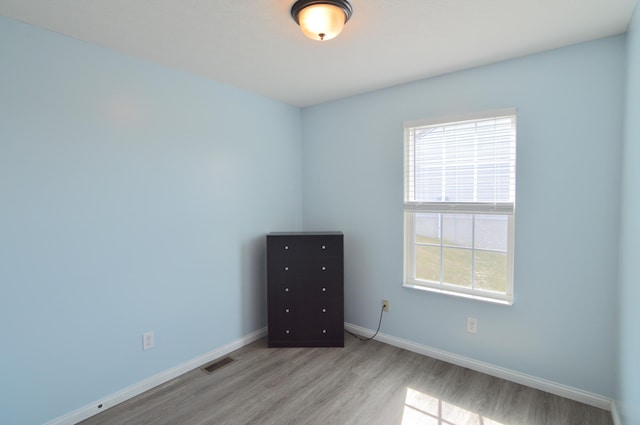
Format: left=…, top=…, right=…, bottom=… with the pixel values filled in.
left=240, top=235, right=267, bottom=334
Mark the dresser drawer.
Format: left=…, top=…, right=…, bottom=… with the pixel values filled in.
left=267, top=234, right=343, bottom=258
left=268, top=277, right=342, bottom=300
left=267, top=257, right=343, bottom=280
left=269, top=297, right=341, bottom=321
left=269, top=318, right=343, bottom=345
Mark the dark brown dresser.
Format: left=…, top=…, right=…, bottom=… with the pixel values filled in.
left=266, top=232, right=344, bottom=347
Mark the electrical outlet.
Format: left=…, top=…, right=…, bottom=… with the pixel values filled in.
left=143, top=331, right=155, bottom=350
left=467, top=317, right=478, bottom=334
left=382, top=299, right=390, bottom=312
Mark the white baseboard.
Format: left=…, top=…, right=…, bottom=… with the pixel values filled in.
left=46, top=327, right=267, bottom=425
left=344, top=322, right=613, bottom=411
left=48, top=324, right=613, bottom=424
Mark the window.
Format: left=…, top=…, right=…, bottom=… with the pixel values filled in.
left=403, top=109, right=516, bottom=304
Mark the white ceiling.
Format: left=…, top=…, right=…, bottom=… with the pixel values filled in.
left=1, top=0, right=638, bottom=107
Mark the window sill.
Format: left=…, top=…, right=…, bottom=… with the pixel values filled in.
left=403, top=282, right=513, bottom=306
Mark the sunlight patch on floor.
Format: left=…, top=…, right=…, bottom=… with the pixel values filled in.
left=402, top=387, right=505, bottom=425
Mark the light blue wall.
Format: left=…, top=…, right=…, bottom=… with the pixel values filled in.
left=302, top=36, right=625, bottom=398
left=0, top=12, right=632, bottom=425
left=0, top=17, right=302, bottom=425
left=618, top=4, right=640, bottom=424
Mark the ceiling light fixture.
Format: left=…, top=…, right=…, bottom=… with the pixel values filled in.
left=290, top=0, right=353, bottom=41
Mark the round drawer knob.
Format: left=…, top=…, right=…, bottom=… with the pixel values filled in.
left=284, top=245, right=289, bottom=250
left=322, top=329, right=327, bottom=334
left=322, top=287, right=326, bottom=292
left=322, top=308, right=326, bottom=313
left=322, top=245, right=326, bottom=249
left=321, top=266, right=326, bottom=271
left=284, top=266, right=289, bottom=271
left=285, top=288, right=289, bottom=292
left=285, top=308, right=290, bottom=313
left=285, top=330, right=290, bottom=334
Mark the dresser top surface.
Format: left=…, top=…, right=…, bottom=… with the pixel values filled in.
left=268, top=231, right=343, bottom=236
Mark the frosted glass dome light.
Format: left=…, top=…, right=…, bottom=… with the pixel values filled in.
left=291, top=0, right=353, bottom=41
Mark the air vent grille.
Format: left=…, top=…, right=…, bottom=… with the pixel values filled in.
left=201, top=356, right=234, bottom=374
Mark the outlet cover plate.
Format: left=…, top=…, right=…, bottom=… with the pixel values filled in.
left=467, top=318, right=478, bottom=334
left=143, top=331, right=155, bottom=350
left=382, top=300, right=390, bottom=312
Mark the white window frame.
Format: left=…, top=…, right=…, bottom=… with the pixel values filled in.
left=403, top=109, right=516, bottom=305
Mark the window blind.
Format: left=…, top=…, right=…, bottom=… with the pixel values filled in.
left=404, top=110, right=516, bottom=213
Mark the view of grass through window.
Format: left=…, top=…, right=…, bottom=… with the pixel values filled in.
left=415, top=235, right=507, bottom=293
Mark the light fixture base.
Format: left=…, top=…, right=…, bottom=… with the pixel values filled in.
left=291, top=0, right=353, bottom=24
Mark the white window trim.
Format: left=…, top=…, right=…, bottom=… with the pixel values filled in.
left=403, top=109, right=516, bottom=305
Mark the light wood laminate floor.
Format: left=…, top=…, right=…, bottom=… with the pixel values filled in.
left=80, top=333, right=613, bottom=425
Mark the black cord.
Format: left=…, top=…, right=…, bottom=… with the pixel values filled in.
left=345, top=305, right=385, bottom=341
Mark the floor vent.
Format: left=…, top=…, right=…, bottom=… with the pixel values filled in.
left=201, top=356, right=234, bottom=374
